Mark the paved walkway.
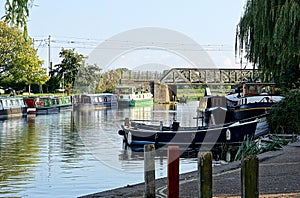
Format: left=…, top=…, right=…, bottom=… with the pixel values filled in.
left=80, top=141, right=300, bottom=198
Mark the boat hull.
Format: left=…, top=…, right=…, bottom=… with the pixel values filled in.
left=234, top=103, right=274, bottom=120
left=72, top=93, right=118, bottom=111
left=119, top=120, right=258, bottom=148
left=118, top=98, right=153, bottom=107
left=24, top=97, right=69, bottom=115
left=0, top=107, right=27, bottom=119
left=0, top=97, right=27, bottom=119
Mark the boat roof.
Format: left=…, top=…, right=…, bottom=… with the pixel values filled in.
left=242, top=82, right=275, bottom=85
left=115, top=86, right=134, bottom=88
left=82, top=93, right=115, bottom=96
left=0, top=96, right=24, bottom=99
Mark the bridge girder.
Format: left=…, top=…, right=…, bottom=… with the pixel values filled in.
left=160, top=68, right=259, bottom=85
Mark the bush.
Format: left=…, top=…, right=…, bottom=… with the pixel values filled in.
left=268, top=89, right=300, bottom=134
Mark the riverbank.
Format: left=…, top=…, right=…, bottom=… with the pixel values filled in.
left=80, top=140, right=300, bottom=198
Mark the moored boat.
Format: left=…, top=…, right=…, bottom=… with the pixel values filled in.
left=115, top=86, right=153, bottom=107
left=34, top=97, right=60, bottom=115
left=54, top=95, right=73, bottom=111
left=73, top=93, right=118, bottom=110
left=24, top=96, right=60, bottom=115
left=118, top=118, right=258, bottom=148
left=0, top=96, right=27, bottom=119
left=226, top=82, right=284, bottom=120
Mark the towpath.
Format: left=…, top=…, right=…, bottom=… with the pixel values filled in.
left=80, top=141, right=300, bottom=198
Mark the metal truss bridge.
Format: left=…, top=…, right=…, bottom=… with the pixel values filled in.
left=120, top=68, right=259, bottom=85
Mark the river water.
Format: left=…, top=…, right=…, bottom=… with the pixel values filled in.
left=0, top=101, right=212, bottom=198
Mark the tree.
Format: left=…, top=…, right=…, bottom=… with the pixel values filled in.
left=49, top=48, right=85, bottom=93
left=236, top=0, right=300, bottom=89
left=268, top=89, right=300, bottom=134
left=2, top=0, right=33, bottom=37
left=97, top=69, right=122, bottom=93
left=0, top=21, right=49, bottom=93
left=73, top=64, right=101, bottom=94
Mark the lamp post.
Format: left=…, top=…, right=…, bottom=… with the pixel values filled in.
left=62, top=72, right=66, bottom=96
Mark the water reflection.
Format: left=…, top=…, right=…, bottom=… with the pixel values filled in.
left=0, top=101, right=237, bottom=197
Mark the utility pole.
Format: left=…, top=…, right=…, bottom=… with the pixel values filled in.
left=48, top=35, right=52, bottom=76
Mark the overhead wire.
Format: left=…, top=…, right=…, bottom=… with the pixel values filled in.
left=32, top=36, right=234, bottom=52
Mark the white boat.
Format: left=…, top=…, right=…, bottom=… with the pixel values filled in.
left=115, top=86, right=153, bottom=107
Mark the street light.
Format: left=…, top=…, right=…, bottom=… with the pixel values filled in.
left=62, top=72, right=66, bottom=96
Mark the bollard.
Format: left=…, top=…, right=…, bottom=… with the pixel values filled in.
left=198, top=152, right=212, bottom=198
left=167, top=146, right=179, bottom=198
left=241, top=155, right=259, bottom=198
left=144, top=144, right=156, bottom=198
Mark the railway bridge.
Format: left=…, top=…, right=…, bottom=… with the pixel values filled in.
left=119, top=68, right=259, bottom=103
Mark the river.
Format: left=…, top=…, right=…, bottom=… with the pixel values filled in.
left=0, top=101, right=210, bottom=198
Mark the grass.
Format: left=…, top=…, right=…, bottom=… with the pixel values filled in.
left=234, top=135, right=289, bottom=161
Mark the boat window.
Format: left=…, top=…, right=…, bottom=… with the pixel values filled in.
left=244, top=85, right=257, bottom=95
left=19, top=99, right=24, bottom=106
left=0, top=101, right=3, bottom=110
left=11, top=99, right=15, bottom=106
left=2, top=100, right=7, bottom=107
left=94, top=97, right=98, bottom=103
left=83, top=97, right=90, bottom=103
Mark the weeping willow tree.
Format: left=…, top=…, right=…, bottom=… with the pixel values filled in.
left=236, top=0, right=300, bottom=90
left=2, top=0, right=33, bottom=37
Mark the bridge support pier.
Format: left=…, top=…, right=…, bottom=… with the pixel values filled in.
left=154, top=83, right=174, bottom=103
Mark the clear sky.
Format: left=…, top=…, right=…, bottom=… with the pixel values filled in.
left=1, top=0, right=248, bottom=69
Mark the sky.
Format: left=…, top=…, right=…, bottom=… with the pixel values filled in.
left=0, top=0, right=248, bottom=70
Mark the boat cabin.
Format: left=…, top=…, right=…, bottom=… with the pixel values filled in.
left=242, top=83, right=276, bottom=96
left=115, top=86, right=135, bottom=95
left=199, top=95, right=227, bottom=111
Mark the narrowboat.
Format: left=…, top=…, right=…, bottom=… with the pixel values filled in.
left=0, top=96, right=27, bottom=119
left=24, top=95, right=73, bottom=115
left=54, top=96, right=72, bottom=111
left=73, top=93, right=118, bottom=110
left=24, top=96, right=60, bottom=115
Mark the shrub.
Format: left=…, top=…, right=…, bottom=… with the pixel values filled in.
left=268, top=89, right=300, bottom=134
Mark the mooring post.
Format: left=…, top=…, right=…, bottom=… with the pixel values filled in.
left=241, top=155, right=259, bottom=198
left=144, top=144, right=155, bottom=198
left=198, top=151, right=212, bottom=198
left=167, top=146, right=179, bottom=198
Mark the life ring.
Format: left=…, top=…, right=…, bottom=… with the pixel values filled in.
left=226, top=129, right=231, bottom=141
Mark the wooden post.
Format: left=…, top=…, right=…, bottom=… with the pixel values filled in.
left=198, top=152, right=212, bottom=198
left=168, top=146, right=179, bottom=198
left=144, top=144, right=155, bottom=198
left=241, top=155, right=259, bottom=198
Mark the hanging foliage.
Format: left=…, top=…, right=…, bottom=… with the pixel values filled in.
left=236, top=0, right=300, bottom=90
left=2, top=0, right=33, bottom=37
